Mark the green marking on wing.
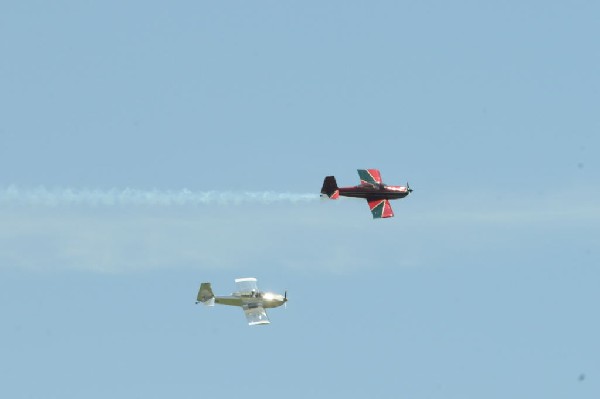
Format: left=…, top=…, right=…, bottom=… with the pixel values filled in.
left=358, top=169, right=377, bottom=185
left=369, top=200, right=384, bottom=219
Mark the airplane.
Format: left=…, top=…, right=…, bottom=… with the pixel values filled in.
left=320, top=169, right=412, bottom=219
left=196, top=277, right=287, bottom=326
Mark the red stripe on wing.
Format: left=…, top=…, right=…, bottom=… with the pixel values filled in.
left=367, top=199, right=394, bottom=219
left=367, top=169, right=382, bottom=184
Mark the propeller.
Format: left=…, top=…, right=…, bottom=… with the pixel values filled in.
left=284, top=290, right=288, bottom=308
left=407, top=182, right=413, bottom=193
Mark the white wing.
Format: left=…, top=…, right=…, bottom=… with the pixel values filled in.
left=235, top=277, right=259, bottom=295
left=242, top=305, right=270, bottom=326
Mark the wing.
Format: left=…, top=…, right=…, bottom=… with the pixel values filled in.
left=358, top=169, right=382, bottom=185
left=367, top=199, right=394, bottom=219
left=235, top=277, right=259, bottom=295
left=242, top=305, right=270, bottom=326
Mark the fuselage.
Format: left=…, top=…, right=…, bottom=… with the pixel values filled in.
left=338, top=184, right=410, bottom=200
left=214, top=292, right=287, bottom=309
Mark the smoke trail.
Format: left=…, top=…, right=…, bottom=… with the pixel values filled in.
left=0, top=186, right=320, bottom=206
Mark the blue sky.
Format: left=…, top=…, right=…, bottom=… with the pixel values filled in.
left=1, top=1, right=599, bottom=398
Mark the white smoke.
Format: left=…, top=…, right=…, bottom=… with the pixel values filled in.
left=0, top=186, right=319, bottom=207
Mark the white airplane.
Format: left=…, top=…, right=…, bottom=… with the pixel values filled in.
left=196, top=277, right=287, bottom=326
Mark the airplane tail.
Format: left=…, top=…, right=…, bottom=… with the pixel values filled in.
left=196, top=282, right=215, bottom=306
left=320, top=176, right=340, bottom=199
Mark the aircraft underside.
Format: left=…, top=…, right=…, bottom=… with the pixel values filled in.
left=338, top=188, right=408, bottom=200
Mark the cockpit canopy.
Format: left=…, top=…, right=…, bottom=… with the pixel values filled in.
left=234, top=277, right=260, bottom=297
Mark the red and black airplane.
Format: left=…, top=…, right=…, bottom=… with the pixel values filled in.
left=320, top=169, right=412, bottom=219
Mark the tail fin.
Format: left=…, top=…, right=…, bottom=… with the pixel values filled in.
left=320, top=176, right=340, bottom=199
left=196, top=282, right=215, bottom=306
